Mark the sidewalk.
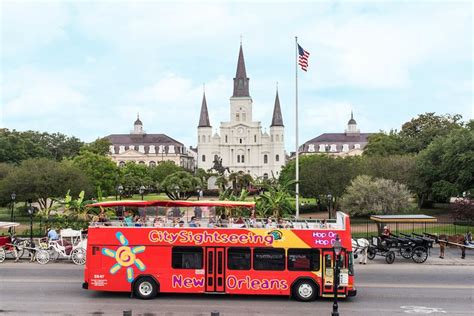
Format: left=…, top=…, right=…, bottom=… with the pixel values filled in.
left=365, top=245, right=473, bottom=266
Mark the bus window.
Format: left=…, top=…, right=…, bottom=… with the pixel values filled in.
left=287, top=249, right=320, bottom=271
left=228, top=247, right=251, bottom=270
left=253, top=248, right=285, bottom=271
left=172, top=247, right=203, bottom=269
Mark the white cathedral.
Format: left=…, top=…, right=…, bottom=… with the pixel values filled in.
left=197, top=44, right=285, bottom=179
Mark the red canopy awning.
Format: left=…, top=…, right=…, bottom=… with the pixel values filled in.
left=87, top=200, right=255, bottom=208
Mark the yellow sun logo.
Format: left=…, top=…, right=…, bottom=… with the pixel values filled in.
left=101, top=232, right=146, bottom=282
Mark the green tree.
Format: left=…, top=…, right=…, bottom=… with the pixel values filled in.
left=280, top=155, right=361, bottom=208
left=0, top=158, right=93, bottom=214
left=161, top=171, right=201, bottom=200
left=255, top=179, right=294, bottom=218
left=0, top=129, right=83, bottom=163
left=81, top=137, right=112, bottom=156
left=72, top=151, right=119, bottom=196
left=363, top=131, right=405, bottom=156
left=119, top=162, right=153, bottom=195
left=400, top=113, right=463, bottom=153
left=228, top=171, right=253, bottom=194
left=360, top=155, right=418, bottom=190
left=149, top=161, right=183, bottom=186
left=416, top=124, right=474, bottom=203
left=341, top=175, right=414, bottom=216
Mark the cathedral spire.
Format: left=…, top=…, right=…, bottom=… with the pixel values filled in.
left=198, top=91, right=211, bottom=127
left=270, top=88, right=284, bottom=127
left=232, top=43, right=250, bottom=97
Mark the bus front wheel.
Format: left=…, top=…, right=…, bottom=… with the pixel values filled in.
left=133, top=277, right=158, bottom=300
left=293, top=280, right=318, bottom=302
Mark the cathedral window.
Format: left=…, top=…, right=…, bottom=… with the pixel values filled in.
left=276, top=135, right=280, bottom=142
left=202, top=155, right=206, bottom=162
left=254, top=135, right=257, bottom=142
left=240, top=138, right=242, bottom=144
left=149, top=161, right=156, bottom=167
left=236, top=113, right=240, bottom=121
left=275, top=154, right=279, bottom=162
left=225, top=135, right=228, bottom=143
left=237, top=155, right=241, bottom=163
left=271, top=135, right=274, bottom=142
left=263, top=173, right=269, bottom=180
left=241, top=155, right=245, bottom=163
left=264, top=154, right=268, bottom=164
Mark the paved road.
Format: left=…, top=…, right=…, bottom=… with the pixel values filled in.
left=0, top=262, right=473, bottom=316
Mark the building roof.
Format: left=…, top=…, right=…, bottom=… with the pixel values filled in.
left=232, top=44, right=250, bottom=97
left=270, top=90, right=284, bottom=127
left=106, top=134, right=183, bottom=146
left=348, top=111, right=356, bottom=125
left=304, top=133, right=373, bottom=144
left=198, top=92, right=211, bottom=127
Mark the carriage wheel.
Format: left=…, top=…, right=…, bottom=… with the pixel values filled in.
left=385, top=251, right=395, bottom=264
left=367, top=247, right=376, bottom=260
left=412, top=246, right=428, bottom=264
left=72, top=248, right=86, bottom=265
left=0, top=248, right=5, bottom=263
left=36, top=249, right=50, bottom=265
left=400, top=246, right=413, bottom=259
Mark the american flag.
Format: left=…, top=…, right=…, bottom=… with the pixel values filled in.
left=298, top=44, right=310, bottom=72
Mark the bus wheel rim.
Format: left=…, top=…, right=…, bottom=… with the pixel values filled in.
left=139, top=281, right=152, bottom=296
left=298, top=284, right=313, bottom=298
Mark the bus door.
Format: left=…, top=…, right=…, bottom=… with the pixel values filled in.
left=205, top=247, right=225, bottom=292
left=322, top=249, right=348, bottom=296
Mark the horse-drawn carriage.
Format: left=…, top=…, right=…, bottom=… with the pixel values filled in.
left=39, top=228, right=87, bottom=265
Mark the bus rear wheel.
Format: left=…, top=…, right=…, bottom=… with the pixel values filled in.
left=293, top=280, right=318, bottom=302
left=133, top=277, right=158, bottom=300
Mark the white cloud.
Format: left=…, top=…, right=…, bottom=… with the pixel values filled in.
left=1, top=1, right=71, bottom=57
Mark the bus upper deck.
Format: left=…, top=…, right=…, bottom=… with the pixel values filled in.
left=87, top=200, right=347, bottom=231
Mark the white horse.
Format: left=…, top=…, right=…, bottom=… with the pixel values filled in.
left=352, top=238, right=370, bottom=264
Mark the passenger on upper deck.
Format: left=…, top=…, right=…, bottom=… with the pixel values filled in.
left=124, top=211, right=135, bottom=227
left=320, top=219, right=328, bottom=229
left=188, top=216, right=200, bottom=227
left=217, top=214, right=229, bottom=227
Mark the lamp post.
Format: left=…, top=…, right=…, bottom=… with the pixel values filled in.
left=139, top=185, right=146, bottom=200
left=196, top=185, right=201, bottom=201
left=10, top=193, right=16, bottom=222
left=327, top=193, right=332, bottom=220
left=173, top=185, right=180, bottom=200
left=332, top=235, right=343, bottom=316
left=117, top=185, right=124, bottom=201
left=27, top=202, right=34, bottom=248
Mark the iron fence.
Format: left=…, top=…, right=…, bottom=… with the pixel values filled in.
left=350, top=219, right=473, bottom=238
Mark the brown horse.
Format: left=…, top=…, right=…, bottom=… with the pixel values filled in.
left=438, top=234, right=466, bottom=259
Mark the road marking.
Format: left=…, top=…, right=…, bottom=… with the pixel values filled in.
left=0, top=279, right=78, bottom=283
left=401, top=306, right=447, bottom=314
left=358, top=283, right=473, bottom=289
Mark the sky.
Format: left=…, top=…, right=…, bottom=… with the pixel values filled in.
left=1, top=0, right=473, bottom=153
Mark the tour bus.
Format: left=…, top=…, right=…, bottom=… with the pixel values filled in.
left=83, top=200, right=356, bottom=301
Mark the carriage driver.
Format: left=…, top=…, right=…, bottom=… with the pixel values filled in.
left=381, top=226, right=391, bottom=239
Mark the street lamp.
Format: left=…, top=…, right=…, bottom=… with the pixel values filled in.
left=332, top=235, right=343, bottom=316
left=327, top=193, right=333, bottom=220
left=196, top=185, right=201, bottom=201
left=27, top=201, right=35, bottom=248
left=139, top=185, right=146, bottom=200
left=10, top=193, right=16, bottom=222
left=117, top=185, right=124, bottom=201
left=173, top=185, right=180, bottom=200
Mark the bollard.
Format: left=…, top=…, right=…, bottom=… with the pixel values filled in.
left=211, top=311, right=220, bottom=316
left=123, top=311, right=132, bottom=316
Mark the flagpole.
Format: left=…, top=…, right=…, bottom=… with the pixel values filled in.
left=295, top=36, right=300, bottom=219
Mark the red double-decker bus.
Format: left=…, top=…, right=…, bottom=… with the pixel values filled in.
left=83, top=200, right=356, bottom=301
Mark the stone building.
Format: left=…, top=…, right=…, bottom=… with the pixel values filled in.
left=298, top=112, right=374, bottom=156
left=106, top=117, right=195, bottom=170
left=197, top=44, right=285, bottom=178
